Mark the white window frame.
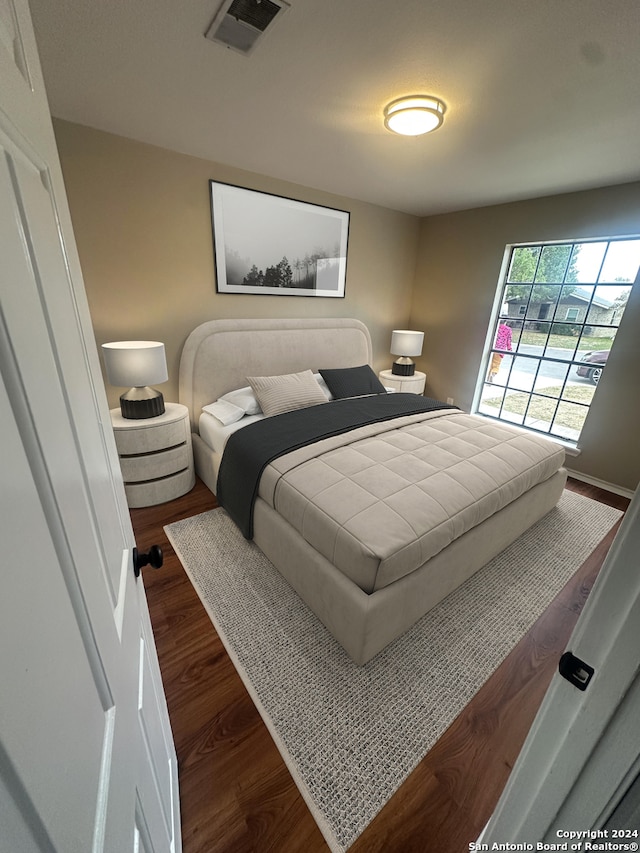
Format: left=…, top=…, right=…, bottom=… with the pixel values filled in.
left=472, top=237, right=638, bottom=446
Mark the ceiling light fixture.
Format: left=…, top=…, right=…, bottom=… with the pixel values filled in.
left=383, top=95, right=446, bottom=136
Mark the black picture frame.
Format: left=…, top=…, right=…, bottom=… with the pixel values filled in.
left=210, top=181, right=349, bottom=297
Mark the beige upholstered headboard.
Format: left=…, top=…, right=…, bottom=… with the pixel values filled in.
left=179, top=318, right=373, bottom=433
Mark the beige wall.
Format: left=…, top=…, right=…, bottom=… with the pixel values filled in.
left=410, top=182, right=640, bottom=492
left=53, top=120, right=419, bottom=408
left=54, top=119, right=640, bottom=492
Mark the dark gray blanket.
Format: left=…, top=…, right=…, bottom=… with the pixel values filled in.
left=216, top=393, right=457, bottom=538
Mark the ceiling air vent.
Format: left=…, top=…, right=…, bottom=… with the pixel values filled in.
left=205, top=0, right=290, bottom=56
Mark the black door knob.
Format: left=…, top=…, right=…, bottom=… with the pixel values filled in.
left=133, top=545, right=163, bottom=578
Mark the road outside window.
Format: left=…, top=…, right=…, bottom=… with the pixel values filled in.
left=476, top=238, right=640, bottom=443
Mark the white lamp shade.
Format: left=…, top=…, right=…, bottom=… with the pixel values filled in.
left=390, top=330, right=424, bottom=357
left=102, top=341, right=168, bottom=388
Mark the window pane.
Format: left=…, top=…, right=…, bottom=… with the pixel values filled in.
left=569, top=242, right=607, bottom=283
left=509, top=320, right=524, bottom=349
left=552, top=284, right=583, bottom=323
left=535, top=245, right=572, bottom=283
left=574, top=328, right=614, bottom=387
left=586, top=285, right=629, bottom=327
left=598, top=239, right=640, bottom=283
left=534, top=385, right=562, bottom=402
left=546, top=326, right=578, bottom=360
left=508, top=247, right=540, bottom=282
left=488, top=352, right=513, bottom=386
left=518, top=320, right=540, bottom=351
left=523, top=288, right=553, bottom=320
left=501, top=390, right=526, bottom=425
left=505, top=283, right=531, bottom=317
left=533, top=364, right=570, bottom=396
left=596, top=283, right=628, bottom=299
left=575, top=327, right=616, bottom=359
left=610, top=286, right=632, bottom=326
left=478, top=384, right=505, bottom=418
left=525, top=394, right=558, bottom=431
left=507, top=355, right=538, bottom=392
left=527, top=320, right=552, bottom=347
left=551, top=401, right=589, bottom=441
left=561, top=383, right=595, bottom=404
left=531, top=284, right=562, bottom=322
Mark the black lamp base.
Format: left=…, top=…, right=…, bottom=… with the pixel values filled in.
left=392, top=359, right=416, bottom=376
left=120, top=387, right=165, bottom=419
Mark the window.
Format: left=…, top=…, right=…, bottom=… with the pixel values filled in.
left=476, top=238, right=640, bottom=443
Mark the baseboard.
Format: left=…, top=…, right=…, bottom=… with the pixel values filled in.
left=565, top=468, right=635, bottom=500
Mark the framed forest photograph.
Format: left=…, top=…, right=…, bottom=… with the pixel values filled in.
left=210, top=181, right=349, bottom=297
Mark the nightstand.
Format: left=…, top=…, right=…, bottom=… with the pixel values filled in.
left=110, top=403, right=195, bottom=508
left=379, top=369, right=426, bottom=395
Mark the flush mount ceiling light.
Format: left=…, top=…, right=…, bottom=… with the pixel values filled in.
left=383, top=95, right=446, bottom=136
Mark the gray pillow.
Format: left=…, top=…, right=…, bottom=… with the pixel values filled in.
left=319, top=365, right=386, bottom=399
left=247, top=370, right=328, bottom=417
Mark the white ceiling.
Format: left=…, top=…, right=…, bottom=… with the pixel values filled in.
left=29, top=0, right=640, bottom=216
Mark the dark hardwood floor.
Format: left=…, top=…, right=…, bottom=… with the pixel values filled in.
left=132, top=478, right=629, bottom=853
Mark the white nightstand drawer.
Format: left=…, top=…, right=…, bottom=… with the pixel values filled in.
left=119, top=443, right=191, bottom=483
left=113, top=417, right=187, bottom=456
left=124, top=467, right=195, bottom=509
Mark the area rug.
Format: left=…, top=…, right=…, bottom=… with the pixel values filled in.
left=164, top=491, right=621, bottom=852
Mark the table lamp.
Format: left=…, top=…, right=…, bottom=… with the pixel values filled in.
left=390, top=330, right=424, bottom=376
left=102, top=341, right=168, bottom=419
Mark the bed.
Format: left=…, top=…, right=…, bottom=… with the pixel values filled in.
left=179, top=317, right=567, bottom=664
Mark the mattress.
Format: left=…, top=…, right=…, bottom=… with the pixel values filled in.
left=258, top=408, right=565, bottom=593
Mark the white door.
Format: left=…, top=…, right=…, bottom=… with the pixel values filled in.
left=0, top=1, right=181, bottom=851
left=480, top=486, right=640, bottom=843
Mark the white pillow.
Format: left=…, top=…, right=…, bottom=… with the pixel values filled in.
left=247, top=370, right=328, bottom=417
left=219, top=385, right=261, bottom=415
left=202, top=399, right=246, bottom=426
left=314, top=372, right=333, bottom=400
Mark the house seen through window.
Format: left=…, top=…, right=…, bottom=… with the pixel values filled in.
left=476, top=237, right=640, bottom=443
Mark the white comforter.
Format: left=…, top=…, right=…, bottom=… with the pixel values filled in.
left=258, top=409, right=565, bottom=593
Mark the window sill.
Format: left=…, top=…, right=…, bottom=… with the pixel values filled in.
left=551, top=438, right=581, bottom=457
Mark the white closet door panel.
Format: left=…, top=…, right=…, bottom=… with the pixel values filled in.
left=9, top=149, right=128, bottom=608
left=0, top=1, right=181, bottom=850
left=0, top=377, right=116, bottom=852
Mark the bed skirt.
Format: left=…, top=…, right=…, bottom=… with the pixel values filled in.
left=253, top=467, right=567, bottom=664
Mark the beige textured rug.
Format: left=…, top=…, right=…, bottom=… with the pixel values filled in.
left=165, top=490, right=621, bottom=852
